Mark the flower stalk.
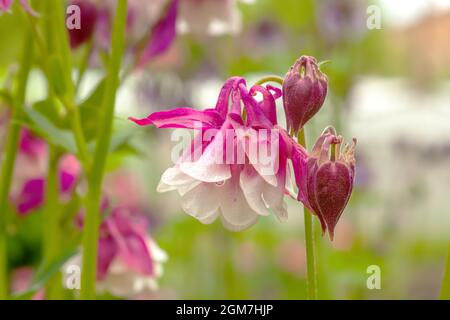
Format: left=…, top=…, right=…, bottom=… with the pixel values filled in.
left=0, top=32, right=33, bottom=300
left=80, top=0, right=128, bottom=300
left=43, top=146, right=64, bottom=299
left=254, top=75, right=284, bottom=86
left=297, top=128, right=318, bottom=300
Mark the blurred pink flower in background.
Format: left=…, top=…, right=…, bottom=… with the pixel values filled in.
left=276, top=240, right=306, bottom=277
left=0, top=0, right=37, bottom=15
left=7, top=130, right=81, bottom=215
left=9, top=130, right=48, bottom=214
left=19, top=129, right=47, bottom=159
left=67, top=208, right=167, bottom=298
left=104, top=170, right=144, bottom=210
left=10, top=267, right=44, bottom=300
left=331, top=219, right=355, bottom=251
left=68, top=0, right=252, bottom=67
left=68, top=0, right=99, bottom=48
left=233, top=242, right=262, bottom=274
left=177, top=0, right=254, bottom=36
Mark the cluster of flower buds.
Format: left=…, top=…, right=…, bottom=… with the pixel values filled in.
left=285, top=56, right=356, bottom=240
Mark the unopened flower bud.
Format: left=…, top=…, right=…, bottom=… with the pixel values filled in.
left=300, top=127, right=356, bottom=240
left=282, top=56, right=328, bottom=134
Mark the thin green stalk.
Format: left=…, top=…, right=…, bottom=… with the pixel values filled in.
left=43, top=147, right=64, bottom=299
left=75, top=40, right=94, bottom=93
left=440, top=245, right=450, bottom=299
left=0, top=34, right=33, bottom=300
left=297, top=128, right=318, bottom=300
left=26, top=4, right=90, bottom=166
left=80, top=0, right=128, bottom=300
left=60, top=96, right=89, bottom=165
left=254, top=75, right=284, bottom=86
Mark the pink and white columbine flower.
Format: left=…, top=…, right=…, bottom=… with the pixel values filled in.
left=0, top=0, right=37, bottom=15
left=67, top=208, right=167, bottom=297
left=130, top=77, right=308, bottom=231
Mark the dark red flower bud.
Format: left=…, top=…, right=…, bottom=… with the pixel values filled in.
left=68, top=0, right=99, bottom=49
left=282, top=56, right=328, bottom=134
left=299, top=127, right=356, bottom=240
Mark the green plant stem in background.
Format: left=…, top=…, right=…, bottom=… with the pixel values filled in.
left=440, top=245, right=450, bottom=299
left=33, top=0, right=90, bottom=165
left=297, top=129, right=318, bottom=300
left=25, top=3, right=90, bottom=167
left=59, top=96, right=90, bottom=165
left=43, top=147, right=64, bottom=299
left=80, top=0, right=128, bottom=300
left=0, top=34, right=33, bottom=300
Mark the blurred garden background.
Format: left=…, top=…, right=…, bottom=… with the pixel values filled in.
left=0, top=0, right=450, bottom=299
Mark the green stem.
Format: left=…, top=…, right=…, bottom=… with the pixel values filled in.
left=59, top=97, right=89, bottom=166
left=440, top=245, right=450, bottom=299
left=254, top=75, right=284, bottom=86
left=80, top=0, right=128, bottom=300
left=297, top=128, right=318, bottom=300
left=48, top=0, right=89, bottom=166
left=43, top=147, right=64, bottom=299
left=75, top=40, right=93, bottom=93
left=26, top=3, right=90, bottom=166
left=0, top=34, right=33, bottom=300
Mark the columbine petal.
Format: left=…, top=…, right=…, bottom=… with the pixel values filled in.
left=129, top=107, right=223, bottom=129
left=239, top=165, right=271, bottom=216
left=214, top=77, right=246, bottom=118
left=179, top=123, right=232, bottom=183
left=219, top=172, right=259, bottom=231
left=249, top=85, right=279, bottom=125
left=137, top=0, right=178, bottom=67
left=97, top=236, right=118, bottom=280
left=180, top=182, right=221, bottom=223
left=16, top=178, right=44, bottom=215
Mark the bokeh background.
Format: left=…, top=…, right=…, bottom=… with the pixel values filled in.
left=1, top=0, right=450, bottom=299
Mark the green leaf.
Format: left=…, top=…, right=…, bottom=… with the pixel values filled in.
left=10, top=238, right=80, bottom=300
left=32, top=99, right=64, bottom=128
left=32, top=247, right=79, bottom=289
left=48, top=55, right=69, bottom=97
left=23, top=108, right=77, bottom=153
left=0, top=89, right=13, bottom=106
left=78, top=79, right=106, bottom=141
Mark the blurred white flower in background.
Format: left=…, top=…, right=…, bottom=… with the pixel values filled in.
left=177, top=0, right=254, bottom=36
